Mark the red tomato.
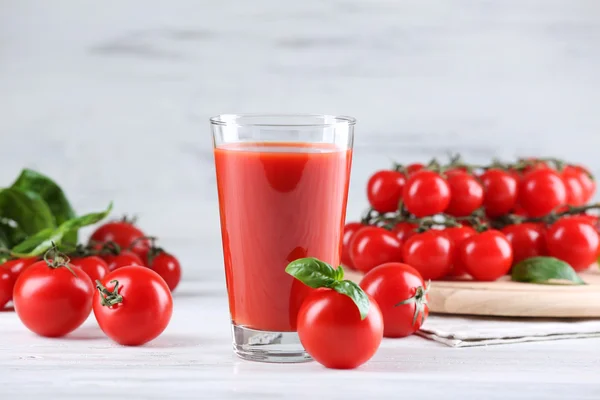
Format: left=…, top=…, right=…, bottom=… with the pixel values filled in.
left=149, top=252, right=181, bottom=292
left=402, top=170, right=451, bottom=217
left=563, top=165, right=595, bottom=203
left=401, top=230, right=453, bottom=280
left=519, top=169, right=567, bottom=218
left=297, top=289, right=383, bottom=369
left=500, top=223, right=546, bottom=265
left=480, top=169, right=518, bottom=218
left=93, top=266, right=173, bottom=346
left=90, top=221, right=149, bottom=262
left=458, top=230, right=513, bottom=281
left=349, top=227, right=402, bottom=273
left=562, top=170, right=585, bottom=206
left=406, top=163, right=425, bottom=175
left=103, top=250, right=144, bottom=272
left=392, top=222, right=418, bottom=247
left=13, top=260, right=94, bottom=337
left=1, top=258, right=38, bottom=279
left=341, top=222, right=364, bottom=269
left=0, top=269, right=15, bottom=309
left=444, top=226, right=476, bottom=276
left=367, top=170, right=407, bottom=213
left=546, top=219, right=599, bottom=271
left=70, top=256, right=109, bottom=284
left=360, top=263, right=428, bottom=338
left=445, top=171, right=484, bottom=217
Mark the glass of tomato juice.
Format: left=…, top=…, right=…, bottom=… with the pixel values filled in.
left=211, top=114, right=355, bottom=362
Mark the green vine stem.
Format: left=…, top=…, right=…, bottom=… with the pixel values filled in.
left=95, top=279, right=123, bottom=307
left=43, top=243, right=76, bottom=276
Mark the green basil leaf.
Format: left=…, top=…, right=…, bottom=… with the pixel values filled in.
left=512, top=256, right=586, bottom=285
left=0, top=188, right=55, bottom=240
left=11, top=169, right=77, bottom=244
left=331, top=280, right=370, bottom=320
left=285, top=257, right=337, bottom=288
left=334, top=265, right=345, bottom=281
left=0, top=218, right=28, bottom=247
left=11, top=203, right=112, bottom=257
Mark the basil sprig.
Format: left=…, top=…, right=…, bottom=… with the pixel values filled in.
left=511, top=256, right=586, bottom=285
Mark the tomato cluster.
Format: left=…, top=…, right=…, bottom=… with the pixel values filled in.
left=0, top=219, right=181, bottom=346
left=346, top=158, right=598, bottom=282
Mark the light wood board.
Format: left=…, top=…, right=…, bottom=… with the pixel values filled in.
left=345, top=268, right=600, bottom=318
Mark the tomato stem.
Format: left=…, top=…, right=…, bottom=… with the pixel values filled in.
left=395, top=280, right=430, bottom=327
left=95, top=279, right=124, bottom=307
left=43, top=242, right=77, bottom=276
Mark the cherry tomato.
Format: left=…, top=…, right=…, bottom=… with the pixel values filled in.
left=0, top=269, right=15, bottom=309
left=360, top=263, right=428, bottom=338
left=444, top=225, right=476, bottom=276
left=93, top=266, right=173, bottom=346
left=563, top=165, right=595, bottom=203
left=392, top=222, right=418, bottom=247
left=458, top=230, right=512, bottom=281
left=403, top=170, right=451, bottom=217
left=406, top=163, right=425, bottom=176
left=562, top=170, right=585, bottom=206
left=1, top=258, right=38, bottom=279
left=480, top=169, right=518, bottom=218
left=445, top=171, right=484, bottom=217
left=70, top=256, right=109, bottom=284
left=13, top=259, right=94, bottom=337
left=367, top=170, right=407, bottom=213
left=297, top=289, right=383, bottom=369
left=341, top=222, right=364, bottom=269
left=349, top=227, right=402, bottom=273
left=149, top=252, right=181, bottom=292
left=519, top=169, right=567, bottom=218
left=546, top=219, right=599, bottom=271
left=500, top=223, right=546, bottom=265
left=90, top=221, right=149, bottom=262
left=402, top=230, right=453, bottom=280
left=103, top=250, right=144, bottom=272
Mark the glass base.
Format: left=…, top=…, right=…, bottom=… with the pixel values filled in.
left=232, top=323, right=312, bottom=363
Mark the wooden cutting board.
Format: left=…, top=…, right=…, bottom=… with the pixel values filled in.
left=345, top=268, right=600, bottom=318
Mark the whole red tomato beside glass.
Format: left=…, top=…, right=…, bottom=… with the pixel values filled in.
left=366, top=170, right=406, bottom=213
left=341, top=222, right=364, bottom=269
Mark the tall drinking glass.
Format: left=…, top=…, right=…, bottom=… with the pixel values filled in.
left=211, top=114, right=355, bottom=363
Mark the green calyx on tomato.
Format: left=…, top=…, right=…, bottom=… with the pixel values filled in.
left=511, top=256, right=585, bottom=285
left=285, top=257, right=370, bottom=320
left=42, top=242, right=77, bottom=276
left=395, top=280, right=431, bottom=326
left=96, top=279, right=124, bottom=307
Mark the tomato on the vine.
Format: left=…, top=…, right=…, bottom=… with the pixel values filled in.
left=0, top=269, right=15, bottom=309
left=401, top=230, right=453, bottom=280
left=102, top=250, right=144, bottom=272
left=519, top=169, right=567, bottom=218
left=444, top=225, right=476, bottom=276
left=562, top=170, right=585, bottom=206
left=406, top=163, right=424, bottom=175
left=149, top=252, right=181, bottom=292
left=2, top=257, right=38, bottom=279
left=445, top=171, right=484, bottom=217
left=90, top=220, right=149, bottom=262
left=70, top=256, right=109, bottom=284
left=402, top=170, right=451, bottom=217
left=13, top=251, right=94, bottom=337
left=479, top=169, right=518, bottom=218
left=349, top=227, right=402, bottom=273
left=367, top=170, right=406, bottom=213
left=360, top=263, right=428, bottom=338
left=341, top=222, right=364, bottom=269
left=94, top=266, right=173, bottom=346
left=457, top=230, right=513, bottom=281
left=297, top=289, right=383, bottom=369
left=563, top=165, right=595, bottom=203
left=500, top=223, right=546, bottom=265
left=546, top=219, right=599, bottom=271
left=392, top=222, right=418, bottom=247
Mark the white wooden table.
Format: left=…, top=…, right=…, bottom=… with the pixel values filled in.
left=1, top=281, right=599, bottom=400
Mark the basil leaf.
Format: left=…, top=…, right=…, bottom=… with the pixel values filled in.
left=285, top=257, right=337, bottom=288
left=11, top=203, right=112, bottom=257
left=512, top=256, right=586, bottom=285
left=334, top=265, right=345, bottom=281
left=0, top=218, right=28, bottom=247
left=331, top=280, right=370, bottom=320
left=11, top=169, right=77, bottom=244
left=0, top=188, right=55, bottom=240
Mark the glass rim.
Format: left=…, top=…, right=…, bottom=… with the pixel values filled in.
left=209, top=114, right=356, bottom=128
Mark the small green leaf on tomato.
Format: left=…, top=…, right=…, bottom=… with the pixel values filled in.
left=330, top=280, right=370, bottom=320
left=285, top=257, right=337, bottom=288
left=334, top=265, right=345, bottom=281
left=511, top=256, right=586, bottom=285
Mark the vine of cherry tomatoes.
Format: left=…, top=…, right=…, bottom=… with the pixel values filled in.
left=345, top=156, right=598, bottom=282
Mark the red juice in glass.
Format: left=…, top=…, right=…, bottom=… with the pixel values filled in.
left=211, top=115, right=355, bottom=363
